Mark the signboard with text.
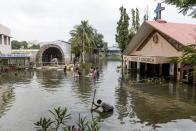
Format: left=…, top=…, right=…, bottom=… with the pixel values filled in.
left=0, top=54, right=31, bottom=58
left=124, top=55, right=171, bottom=64
left=128, top=56, right=156, bottom=64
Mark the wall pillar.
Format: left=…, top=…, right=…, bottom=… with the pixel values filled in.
left=1, top=35, right=4, bottom=45
left=144, top=63, right=147, bottom=73
left=0, top=35, right=2, bottom=45
left=127, top=60, right=130, bottom=69
left=6, top=36, right=9, bottom=45
left=159, top=64, right=162, bottom=76
left=137, top=62, right=140, bottom=71
left=123, top=60, right=125, bottom=68
left=177, top=63, right=181, bottom=81
left=136, top=62, right=140, bottom=82
left=169, top=63, right=174, bottom=76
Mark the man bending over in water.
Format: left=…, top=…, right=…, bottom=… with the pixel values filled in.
left=92, top=99, right=114, bottom=112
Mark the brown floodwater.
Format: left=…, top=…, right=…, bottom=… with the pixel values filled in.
left=0, top=60, right=196, bottom=131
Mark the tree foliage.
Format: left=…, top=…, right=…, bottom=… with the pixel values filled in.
left=115, top=6, right=130, bottom=53
left=128, top=8, right=141, bottom=43
left=130, top=8, right=140, bottom=33
left=164, top=0, right=196, bottom=18
left=131, top=8, right=136, bottom=33
left=135, top=8, right=140, bottom=31
left=143, top=6, right=149, bottom=21
left=34, top=106, right=100, bottom=131
left=11, top=40, right=40, bottom=49
left=178, top=46, right=196, bottom=65
left=70, top=20, right=107, bottom=56
left=29, top=44, right=40, bottom=49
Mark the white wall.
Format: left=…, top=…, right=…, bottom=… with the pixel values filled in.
left=40, top=40, right=71, bottom=63
left=0, top=24, right=11, bottom=54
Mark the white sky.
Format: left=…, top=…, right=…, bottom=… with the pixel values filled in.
left=0, top=0, right=195, bottom=46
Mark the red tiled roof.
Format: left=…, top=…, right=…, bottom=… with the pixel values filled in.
left=146, top=21, right=196, bottom=46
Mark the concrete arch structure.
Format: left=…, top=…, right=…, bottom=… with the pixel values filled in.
left=36, top=44, right=65, bottom=67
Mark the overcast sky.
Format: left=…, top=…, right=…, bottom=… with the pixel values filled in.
left=0, top=0, right=195, bottom=46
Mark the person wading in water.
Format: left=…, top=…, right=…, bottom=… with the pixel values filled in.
left=91, top=99, right=114, bottom=112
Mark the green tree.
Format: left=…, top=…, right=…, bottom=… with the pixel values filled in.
left=178, top=46, right=196, bottom=80
left=70, top=20, right=107, bottom=62
left=128, top=28, right=136, bottom=44
left=143, top=6, right=149, bottom=21
left=164, top=0, right=196, bottom=18
left=11, top=40, right=28, bottom=49
left=178, top=46, right=196, bottom=65
left=34, top=107, right=100, bottom=131
left=94, top=32, right=104, bottom=49
left=29, top=44, right=40, bottom=49
left=143, top=14, right=148, bottom=21
left=115, top=6, right=130, bottom=65
left=11, top=40, right=40, bottom=49
left=70, top=20, right=95, bottom=63
left=129, top=8, right=142, bottom=43
left=131, top=8, right=136, bottom=32
left=11, top=40, right=20, bottom=49
left=93, top=31, right=108, bottom=54
left=135, top=8, right=140, bottom=31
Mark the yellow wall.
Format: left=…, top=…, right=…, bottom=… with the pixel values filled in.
left=130, top=32, right=182, bottom=57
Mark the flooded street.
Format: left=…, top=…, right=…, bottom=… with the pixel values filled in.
left=0, top=61, right=196, bottom=131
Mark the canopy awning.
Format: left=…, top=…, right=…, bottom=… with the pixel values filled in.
left=0, top=54, right=31, bottom=58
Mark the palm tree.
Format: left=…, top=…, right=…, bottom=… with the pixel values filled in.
left=70, top=20, right=95, bottom=63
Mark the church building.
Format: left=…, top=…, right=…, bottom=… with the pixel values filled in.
left=123, top=20, right=196, bottom=84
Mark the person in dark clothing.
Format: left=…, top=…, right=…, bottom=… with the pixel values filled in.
left=64, top=65, right=67, bottom=73
left=78, top=70, right=81, bottom=76
left=92, top=99, right=114, bottom=112
left=96, top=67, right=99, bottom=77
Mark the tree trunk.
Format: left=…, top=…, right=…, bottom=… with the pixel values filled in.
left=121, top=53, right=124, bottom=79
left=82, top=30, right=85, bottom=64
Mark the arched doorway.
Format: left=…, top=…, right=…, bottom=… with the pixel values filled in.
left=36, top=44, right=65, bottom=67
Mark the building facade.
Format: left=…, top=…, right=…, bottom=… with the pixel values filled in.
left=107, top=46, right=121, bottom=60
left=39, top=40, right=71, bottom=64
left=0, top=24, right=11, bottom=54
left=0, top=24, right=30, bottom=70
left=123, top=20, right=196, bottom=84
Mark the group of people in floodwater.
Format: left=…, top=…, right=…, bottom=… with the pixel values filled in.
left=63, top=62, right=113, bottom=110
left=63, top=63, right=99, bottom=79
left=63, top=61, right=114, bottom=131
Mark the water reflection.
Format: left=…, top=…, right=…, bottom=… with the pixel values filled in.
left=92, top=110, right=113, bottom=122
left=120, top=76, right=196, bottom=128
left=36, top=70, right=65, bottom=89
left=0, top=70, right=34, bottom=84
left=0, top=85, right=15, bottom=118
left=72, top=75, right=95, bottom=103
left=115, top=77, right=130, bottom=122
left=0, top=61, right=196, bottom=131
